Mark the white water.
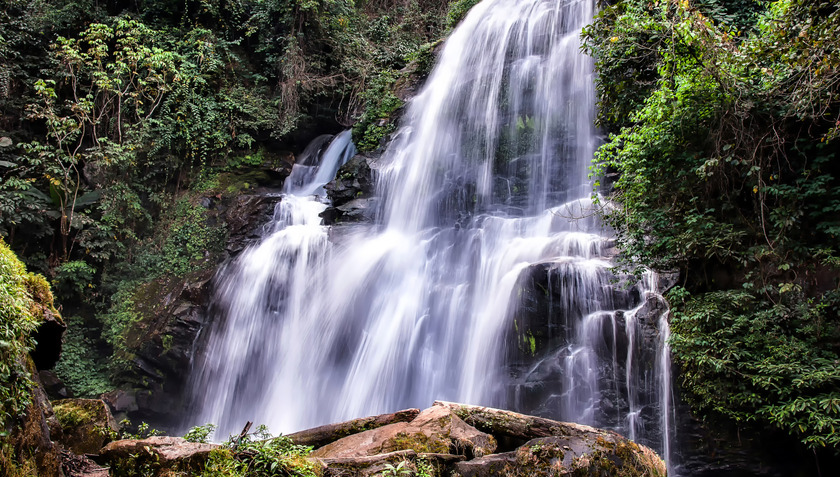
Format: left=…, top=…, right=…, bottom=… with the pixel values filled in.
left=189, top=0, right=675, bottom=469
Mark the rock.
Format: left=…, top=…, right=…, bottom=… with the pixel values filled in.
left=52, top=398, right=118, bottom=455
left=452, top=451, right=518, bottom=476
left=60, top=450, right=110, bottom=477
left=334, top=197, right=378, bottom=222
left=111, top=268, right=216, bottom=425
left=455, top=435, right=666, bottom=477
left=223, top=192, right=282, bottom=254
left=25, top=272, right=66, bottom=370
left=311, top=405, right=497, bottom=460
left=319, top=450, right=466, bottom=477
left=101, top=389, right=139, bottom=424
left=438, top=402, right=666, bottom=477
left=5, top=359, right=63, bottom=477
left=100, top=436, right=218, bottom=476
left=319, top=449, right=416, bottom=477
left=39, top=370, right=69, bottom=399
left=321, top=154, right=377, bottom=224
left=289, top=408, right=421, bottom=448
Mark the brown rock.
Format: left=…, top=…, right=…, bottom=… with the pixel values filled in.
left=436, top=402, right=667, bottom=476
left=100, top=436, right=218, bottom=475
left=310, top=405, right=496, bottom=460
left=53, top=398, right=119, bottom=455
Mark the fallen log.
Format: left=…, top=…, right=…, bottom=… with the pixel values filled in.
left=288, top=408, right=420, bottom=448
left=432, top=401, right=604, bottom=441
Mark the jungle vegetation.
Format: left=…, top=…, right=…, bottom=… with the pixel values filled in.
left=585, top=0, right=840, bottom=451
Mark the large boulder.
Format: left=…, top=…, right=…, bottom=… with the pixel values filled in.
left=52, top=398, right=118, bottom=455
left=311, top=405, right=497, bottom=460
left=439, top=402, right=666, bottom=476
left=100, top=436, right=218, bottom=476
left=304, top=403, right=664, bottom=477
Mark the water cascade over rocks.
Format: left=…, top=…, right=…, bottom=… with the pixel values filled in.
left=189, top=0, right=676, bottom=470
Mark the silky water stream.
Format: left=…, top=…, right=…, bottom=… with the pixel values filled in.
left=188, top=0, right=676, bottom=470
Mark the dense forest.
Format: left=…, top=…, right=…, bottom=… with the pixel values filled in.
left=585, top=0, right=840, bottom=453
left=1, top=0, right=457, bottom=393
left=1, top=0, right=839, bottom=475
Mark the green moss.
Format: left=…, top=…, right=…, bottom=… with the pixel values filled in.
left=53, top=400, right=97, bottom=429
left=570, top=437, right=665, bottom=477
left=389, top=432, right=450, bottom=454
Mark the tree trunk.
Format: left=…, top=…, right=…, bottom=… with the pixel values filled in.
left=288, top=408, right=420, bottom=449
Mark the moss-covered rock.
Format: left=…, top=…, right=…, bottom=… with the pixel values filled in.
left=0, top=239, right=63, bottom=476
left=53, top=398, right=118, bottom=455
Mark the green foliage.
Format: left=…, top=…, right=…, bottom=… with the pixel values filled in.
left=0, top=240, right=45, bottom=433
left=183, top=423, right=216, bottom=443
left=160, top=199, right=227, bottom=277
left=446, top=0, right=483, bottom=29
left=586, top=0, right=840, bottom=450
left=53, top=260, right=96, bottom=301
left=380, top=461, right=412, bottom=477
left=53, top=316, right=111, bottom=397
left=199, top=425, right=320, bottom=477
left=352, top=69, right=404, bottom=152
left=669, top=287, right=840, bottom=448
left=117, top=419, right=162, bottom=440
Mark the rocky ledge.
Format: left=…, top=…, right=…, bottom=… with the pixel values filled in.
left=100, top=402, right=666, bottom=476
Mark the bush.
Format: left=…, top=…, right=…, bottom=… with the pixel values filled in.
left=0, top=240, right=46, bottom=431
left=53, top=316, right=112, bottom=397
left=446, top=0, right=483, bottom=29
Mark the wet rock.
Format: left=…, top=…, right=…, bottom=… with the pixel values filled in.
left=311, top=405, right=497, bottom=460
left=52, top=398, right=118, bottom=455
left=112, top=269, right=215, bottom=425
left=100, top=436, right=218, bottom=476
left=335, top=197, right=378, bottom=222
left=322, top=154, right=377, bottom=224
left=223, top=192, right=283, bottom=254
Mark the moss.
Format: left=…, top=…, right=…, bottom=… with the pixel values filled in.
left=53, top=400, right=97, bottom=429
left=570, top=437, right=665, bottom=477
left=23, top=273, right=61, bottom=324
left=388, top=432, right=450, bottom=454
left=53, top=399, right=116, bottom=455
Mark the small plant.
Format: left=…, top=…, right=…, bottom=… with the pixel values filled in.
left=183, top=423, right=216, bottom=443
left=115, top=419, right=162, bottom=440
left=380, top=460, right=412, bottom=477
left=415, top=457, right=435, bottom=477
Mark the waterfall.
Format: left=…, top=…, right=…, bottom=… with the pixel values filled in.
left=188, top=0, right=675, bottom=470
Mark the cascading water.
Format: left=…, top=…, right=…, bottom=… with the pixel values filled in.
left=189, top=0, right=675, bottom=470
